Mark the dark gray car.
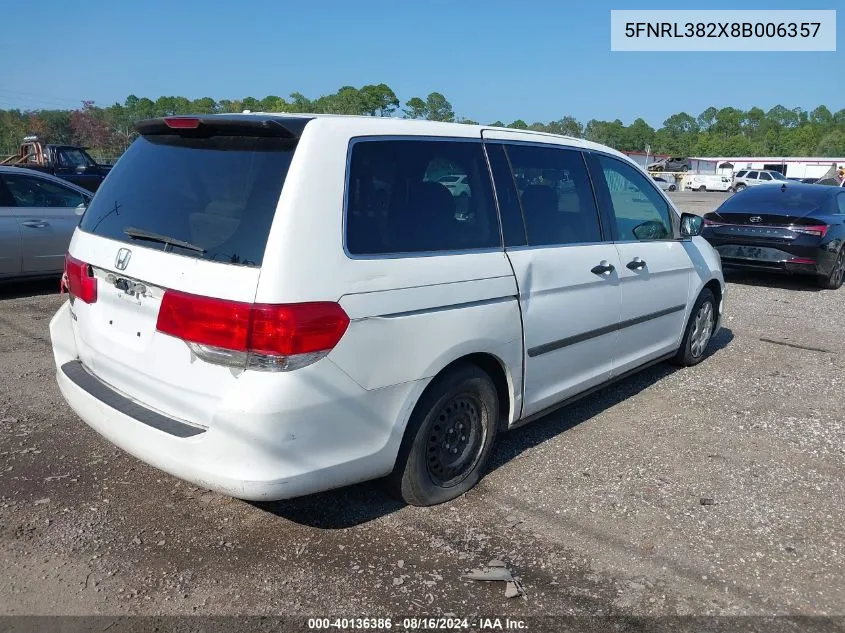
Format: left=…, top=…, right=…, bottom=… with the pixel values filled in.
left=647, top=157, right=690, bottom=172
left=0, top=166, right=92, bottom=281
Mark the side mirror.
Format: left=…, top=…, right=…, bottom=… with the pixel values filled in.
left=680, top=213, right=703, bottom=238
left=632, top=220, right=669, bottom=241
left=75, top=200, right=89, bottom=216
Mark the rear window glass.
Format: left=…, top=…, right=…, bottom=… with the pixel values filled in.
left=79, top=134, right=295, bottom=266
left=719, top=185, right=831, bottom=213
left=345, top=139, right=501, bottom=255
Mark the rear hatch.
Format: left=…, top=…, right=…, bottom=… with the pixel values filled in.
left=64, top=115, right=306, bottom=428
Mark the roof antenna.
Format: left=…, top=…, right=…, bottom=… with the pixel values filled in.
left=781, top=183, right=787, bottom=192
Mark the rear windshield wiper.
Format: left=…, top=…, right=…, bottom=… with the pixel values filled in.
left=123, top=227, right=206, bottom=254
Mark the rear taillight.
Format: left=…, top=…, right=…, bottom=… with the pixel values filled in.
left=155, top=290, right=350, bottom=372
left=791, top=225, right=828, bottom=237
left=63, top=254, right=97, bottom=304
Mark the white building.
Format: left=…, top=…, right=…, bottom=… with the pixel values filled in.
left=693, top=157, right=845, bottom=179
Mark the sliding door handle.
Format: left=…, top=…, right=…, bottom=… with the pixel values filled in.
left=626, top=258, right=646, bottom=270
left=591, top=261, right=615, bottom=275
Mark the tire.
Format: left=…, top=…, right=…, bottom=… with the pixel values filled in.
left=734, top=183, right=747, bottom=192
left=385, top=364, right=499, bottom=506
left=698, top=185, right=707, bottom=192
left=672, top=289, right=717, bottom=367
left=681, top=165, right=689, bottom=172
left=668, top=184, right=676, bottom=192
left=817, top=247, right=845, bottom=290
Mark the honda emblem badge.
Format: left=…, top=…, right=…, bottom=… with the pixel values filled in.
left=115, top=248, right=132, bottom=271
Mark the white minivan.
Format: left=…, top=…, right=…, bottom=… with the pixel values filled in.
left=50, top=114, right=725, bottom=506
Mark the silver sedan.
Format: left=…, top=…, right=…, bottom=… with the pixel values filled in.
left=651, top=176, right=677, bottom=192
left=0, top=166, right=92, bottom=281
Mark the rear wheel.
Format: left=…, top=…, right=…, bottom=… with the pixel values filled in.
left=817, top=247, right=845, bottom=290
left=385, top=364, right=499, bottom=506
left=672, top=289, right=716, bottom=367
left=734, top=183, right=747, bottom=192
left=698, top=185, right=707, bottom=192
left=668, top=184, right=676, bottom=192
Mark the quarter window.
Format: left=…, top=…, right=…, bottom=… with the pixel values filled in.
left=501, top=144, right=602, bottom=246
left=345, top=139, right=500, bottom=255
left=594, top=154, right=674, bottom=241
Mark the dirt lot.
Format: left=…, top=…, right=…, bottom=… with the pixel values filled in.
left=0, top=192, right=843, bottom=630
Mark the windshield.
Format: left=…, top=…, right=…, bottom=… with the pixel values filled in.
left=79, top=134, right=295, bottom=266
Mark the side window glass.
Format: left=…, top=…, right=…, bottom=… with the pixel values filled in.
left=502, top=144, right=602, bottom=247
left=345, top=140, right=501, bottom=255
left=485, top=143, right=526, bottom=247
left=747, top=171, right=759, bottom=179
left=736, top=170, right=747, bottom=178
left=1, top=174, right=86, bottom=208
left=759, top=172, right=772, bottom=181
left=595, top=154, right=674, bottom=242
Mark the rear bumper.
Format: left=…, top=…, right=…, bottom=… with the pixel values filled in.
left=50, top=301, right=423, bottom=501
left=704, top=238, right=834, bottom=276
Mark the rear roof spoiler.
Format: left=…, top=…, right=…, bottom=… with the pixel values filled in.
left=134, top=115, right=313, bottom=139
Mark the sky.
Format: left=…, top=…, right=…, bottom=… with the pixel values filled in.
left=2, top=0, right=843, bottom=127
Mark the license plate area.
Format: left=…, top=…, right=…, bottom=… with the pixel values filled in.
left=717, top=245, right=790, bottom=262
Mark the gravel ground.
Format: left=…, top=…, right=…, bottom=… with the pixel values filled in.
left=0, top=193, right=843, bottom=631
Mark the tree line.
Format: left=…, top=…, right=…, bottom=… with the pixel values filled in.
left=1, top=83, right=844, bottom=160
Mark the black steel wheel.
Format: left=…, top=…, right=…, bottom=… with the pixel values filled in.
left=385, top=363, right=499, bottom=506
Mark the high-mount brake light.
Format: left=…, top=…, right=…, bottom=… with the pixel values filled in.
left=63, top=254, right=97, bottom=304
left=163, top=117, right=201, bottom=129
left=155, top=290, right=350, bottom=372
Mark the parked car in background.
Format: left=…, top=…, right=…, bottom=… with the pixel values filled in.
left=651, top=176, right=676, bottom=191
left=683, top=174, right=732, bottom=192
left=51, top=114, right=724, bottom=507
left=0, top=167, right=91, bottom=281
left=701, top=183, right=845, bottom=289
left=1, top=136, right=112, bottom=192
left=647, top=156, right=690, bottom=172
left=436, top=174, right=471, bottom=197
left=731, top=169, right=788, bottom=192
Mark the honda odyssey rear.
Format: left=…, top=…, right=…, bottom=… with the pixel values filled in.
left=51, top=114, right=725, bottom=506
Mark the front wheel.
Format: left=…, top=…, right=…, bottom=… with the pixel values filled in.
left=668, top=184, right=676, bottom=192
left=734, top=183, right=747, bottom=192
left=698, top=185, right=707, bottom=192
left=672, top=289, right=717, bottom=367
left=385, top=364, right=499, bottom=506
left=817, top=247, right=845, bottom=290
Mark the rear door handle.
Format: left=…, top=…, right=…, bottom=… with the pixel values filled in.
left=626, top=258, right=647, bottom=270
left=591, top=261, right=615, bottom=275
left=21, top=220, right=49, bottom=228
